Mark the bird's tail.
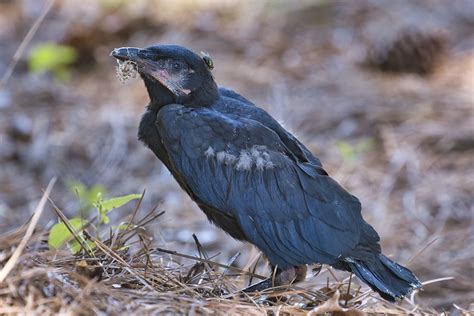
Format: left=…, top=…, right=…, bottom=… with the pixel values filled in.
left=346, top=253, right=422, bottom=302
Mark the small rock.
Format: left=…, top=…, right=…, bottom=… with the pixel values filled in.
left=0, top=91, right=12, bottom=109
left=8, top=114, right=32, bottom=142
left=366, top=29, right=447, bottom=75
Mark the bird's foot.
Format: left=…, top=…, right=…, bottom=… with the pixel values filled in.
left=241, top=278, right=274, bottom=293
left=241, top=265, right=307, bottom=294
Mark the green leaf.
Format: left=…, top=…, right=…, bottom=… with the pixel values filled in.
left=67, top=181, right=106, bottom=215
left=70, top=239, right=96, bottom=254
left=113, top=223, right=134, bottom=231
left=101, top=214, right=110, bottom=224
left=336, top=141, right=356, bottom=161
left=28, top=42, right=77, bottom=82
left=115, top=245, right=129, bottom=252
left=88, top=185, right=106, bottom=204
left=98, top=194, right=141, bottom=213
left=67, top=180, right=86, bottom=200
left=48, top=217, right=85, bottom=250
left=99, top=0, right=126, bottom=9
left=336, top=138, right=375, bottom=162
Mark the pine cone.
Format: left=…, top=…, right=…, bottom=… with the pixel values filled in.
left=367, top=30, right=446, bottom=75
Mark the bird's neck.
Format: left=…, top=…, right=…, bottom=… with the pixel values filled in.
left=143, top=79, right=176, bottom=111
left=143, top=75, right=219, bottom=110
left=188, top=80, right=219, bottom=107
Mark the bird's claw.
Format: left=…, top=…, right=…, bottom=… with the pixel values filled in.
left=241, top=278, right=274, bottom=293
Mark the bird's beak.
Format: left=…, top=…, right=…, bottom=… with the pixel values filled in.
left=110, top=47, right=141, bottom=61
left=110, top=47, right=190, bottom=96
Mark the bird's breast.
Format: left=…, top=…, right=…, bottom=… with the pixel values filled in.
left=138, top=109, right=169, bottom=165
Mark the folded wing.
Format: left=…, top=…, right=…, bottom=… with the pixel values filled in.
left=157, top=103, right=372, bottom=269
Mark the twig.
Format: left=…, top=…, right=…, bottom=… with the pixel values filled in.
left=124, top=190, right=146, bottom=232
left=192, top=233, right=210, bottom=262
left=0, top=0, right=55, bottom=89
left=155, top=247, right=267, bottom=280
left=214, top=252, right=241, bottom=286
left=47, top=195, right=95, bottom=255
left=0, top=178, right=56, bottom=283
left=110, top=190, right=145, bottom=250
left=138, top=234, right=154, bottom=278
left=406, top=237, right=439, bottom=265
left=106, top=207, right=165, bottom=247
left=271, top=265, right=278, bottom=287
left=344, top=273, right=353, bottom=307
left=84, top=232, right=156, bottom=291
left=248, top=253, right=262, bottom=286
left=421, top=276, right=454, bottom=286
left=326, top=266, right=339, bottom=282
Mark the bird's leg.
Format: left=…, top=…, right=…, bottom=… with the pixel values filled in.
left=242, top=265, right=307, bottom=293
left=241, top=277, right=274, bottom=293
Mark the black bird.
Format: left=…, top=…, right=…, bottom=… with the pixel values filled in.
left=111, top=44, right=421, bottom=302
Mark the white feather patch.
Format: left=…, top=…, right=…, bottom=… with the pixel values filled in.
left=207, top=145, right=275, bottom=170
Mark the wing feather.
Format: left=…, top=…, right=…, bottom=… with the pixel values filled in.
left=157, top=104, right=368, bottom=268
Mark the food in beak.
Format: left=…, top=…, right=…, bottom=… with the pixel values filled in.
left=116, top=59, right=138, bottom=83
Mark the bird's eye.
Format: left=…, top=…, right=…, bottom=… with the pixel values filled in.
left=172, top=62, right=182, bottom=70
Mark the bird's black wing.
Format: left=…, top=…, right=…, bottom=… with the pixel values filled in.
left=218, top=87, right=253, bottom=105
left=218, top=87, right=322, bottom=168
left=157, top=104, right=368, bottom=269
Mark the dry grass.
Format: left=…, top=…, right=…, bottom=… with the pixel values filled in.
left=0, top=197, right=444, bottom=315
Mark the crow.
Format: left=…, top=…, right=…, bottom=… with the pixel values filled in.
left=111, top=44, right=421, bottom=302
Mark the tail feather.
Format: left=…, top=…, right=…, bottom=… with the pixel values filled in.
left=346, top=253, right=421, bottom=302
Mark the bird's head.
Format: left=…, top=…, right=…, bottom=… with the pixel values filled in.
left=111, top=45, right=218, bottom=107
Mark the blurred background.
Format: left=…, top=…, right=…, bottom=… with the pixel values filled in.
left=0, top=0, right=472, bottom=312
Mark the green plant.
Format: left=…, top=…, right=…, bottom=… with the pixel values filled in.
left=48, top=218, right=95, bottom=254
left=28, top=42, right=78, bottom=82
left=99, top=0, right=126, bottom=9
left=335, top=138, right=375, bottom=162
left=67, top=180, right=107, bottom=216
left=48, top=186, right=141, bottom=254
left=94, top=193, right=142, bottom=225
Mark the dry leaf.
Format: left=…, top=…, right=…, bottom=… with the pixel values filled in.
left=309, top=291, right=366, bottom=316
